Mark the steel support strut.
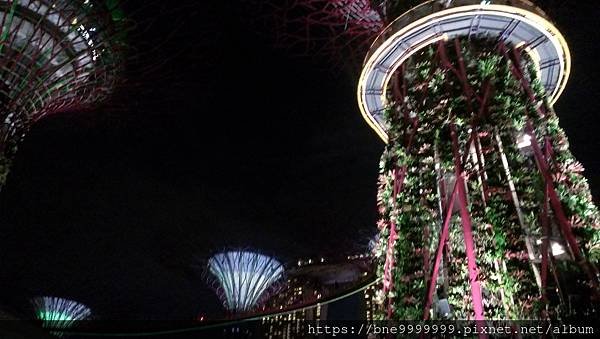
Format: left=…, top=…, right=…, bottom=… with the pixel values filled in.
left=540, top=176, right=550, bottom=305
left=383, top=116, right=419, bottom=318
left=423, top=178, right=459, bottom=320
left=421, top=39, right=487, bottom=323
left=525, top=121, right=600, bottom=298
left=451, top=124, right=485, bottom=322
left=504, top=44, right=600, bottom=299
left=383, top=166, right=401, bottom=318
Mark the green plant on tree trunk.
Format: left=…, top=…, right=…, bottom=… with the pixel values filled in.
left=374, top=37, right=600, bottom=321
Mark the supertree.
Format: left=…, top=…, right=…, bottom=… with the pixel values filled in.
left=262, top=0, right=384, bottom=69
left=31, top=296, right=91, bottom=336
left=0, top=0, right=125, bottom=187
left=206, top=250, right=284, bottom=314
left=356, top=0, right=600, bottom=321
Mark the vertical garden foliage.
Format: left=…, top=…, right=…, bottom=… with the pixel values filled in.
left=374, top=37, right=600, bottom=320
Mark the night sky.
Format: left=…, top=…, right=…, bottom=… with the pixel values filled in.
left=0, top=0, right=598, bottom=322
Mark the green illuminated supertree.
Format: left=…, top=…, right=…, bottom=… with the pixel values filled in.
left=357, top=0, right=600, bottom=321
left=32, top=296, right=92, bottom=336
left=0, top=0, right=126, bottom=187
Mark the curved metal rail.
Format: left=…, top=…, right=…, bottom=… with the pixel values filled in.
left=357, top=0, right=570, bottom=142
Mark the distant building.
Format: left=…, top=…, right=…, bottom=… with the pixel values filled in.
left=260, top=253, right=373, bottom=338
left=363, top=284, right=377, bottom=323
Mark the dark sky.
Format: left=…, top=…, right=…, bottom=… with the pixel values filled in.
left=0, top=0, right=598, bottom=322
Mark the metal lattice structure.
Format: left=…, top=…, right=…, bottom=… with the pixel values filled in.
left=259, top=1, right=562, bottom=69
left=264, top=0, right=384, bottom=69
left=0, top=0, right=125, bottom=185
left=359, top=0, right=600, bottom=321
left=207, top=250, right=284, bottom=313
left=31, top=296, right=92, bottom=334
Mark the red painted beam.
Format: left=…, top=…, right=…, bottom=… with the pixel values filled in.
left=451, top=125, right=486, bottom=323
left=423, top=179, right=459, bottom=320
left=525, top=121, right=600, bottom=297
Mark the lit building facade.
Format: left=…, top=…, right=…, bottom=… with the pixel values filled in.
left=363, top=284, right=377, bottom=322
left=260, top=254, right=373, bottom=338
left=260, top=278, right=327, bottom=339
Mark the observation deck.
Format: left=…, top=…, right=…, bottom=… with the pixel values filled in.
left=357, top=0, right=570, bottom=142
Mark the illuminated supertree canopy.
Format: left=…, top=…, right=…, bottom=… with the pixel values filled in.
left=262, top=1, right=558, bottom=70
left=358, top=0, right=600, bottom=320
left=264, top=0, right=385, bottom=69
left=0, top=0, right=125, bottom=186
left=31, top=296, right=91, bottom=333
left=207, top=250, right=284, bottom=313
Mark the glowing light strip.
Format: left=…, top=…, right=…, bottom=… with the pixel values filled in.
left=379, top=10, right=565, bottom=114
left=59, top=278, right=380, bottom=337
left=357, top=2, right=571, bottom=143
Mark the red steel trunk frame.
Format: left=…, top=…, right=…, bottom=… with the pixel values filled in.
left=384, top=38, right=600, bottom=322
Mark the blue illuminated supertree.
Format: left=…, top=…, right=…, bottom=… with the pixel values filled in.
left=31, top=296, right=91, bottom=336
left=206, top=250, right=284, bottom=313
